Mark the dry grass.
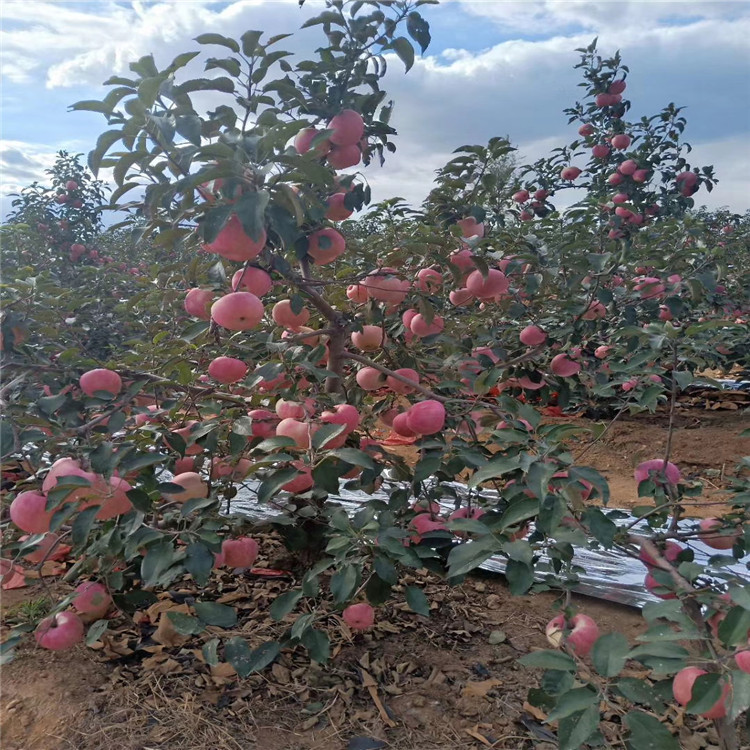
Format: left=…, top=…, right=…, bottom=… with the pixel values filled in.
left=70, top=674, right=258, bottom=750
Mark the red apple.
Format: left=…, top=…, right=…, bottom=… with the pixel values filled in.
left=347, top=284, right=368, bottom=303
left=342, top=602, right=374, bottom=631
left=673, top=667, right=728, bottom=719
left=222, top=537, right=259, bottom=568
left=328, top=109, right=365, bottom=146
left=405, top=400, right=445, bottom=435
left=465, top=269, right=509, bottom=299
left=610, top=134, right=631, bottom=150
left=327, top=143, right=361, bottom=169
left=231, top=267, right=272, bottom=297
left=325, top=193, right=353, bottom=221
left=80, top=368, right=122, bottom=397
left=211, top=292, right=264, bottom=331
left=207, top=356, right=248, bottom=384
left=551, top=354, right=581, bottom=377
left=184, top=288, right=214, bottom=319
left=519, top=325, right=546, bottom=346
left=545, top=613, right=599, bottom=657
left=294, top=127, right=331, bottom=156
left=560, top=166, right=582, bottom=180
left=10, top=491, right=54, bottom=533
left=351, top=325, right=384, bottom=351
left=204, top=214, right=266, bottom=262
left=35, top=611, right=84, bottom=650
left=276, top=418, right=314, bottom=449
left=410, top=313, right=444, bottom=338
left=307, top=227, right=346, bottom=265
left=165, top=472, right=208, bottom=503
left=73, top=581, right=112, bottom=618
left=699, top=518, right=740, bottom=550
left=272, top=299, right=310, bottom=330
left=634, top=459, right=681, bottom=486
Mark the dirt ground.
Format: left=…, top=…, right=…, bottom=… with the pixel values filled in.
left=563, top=409, right=750, bottom=516
left=0, top=572, right=655, bottom=750
left=1, top=405, right=748, bottom=750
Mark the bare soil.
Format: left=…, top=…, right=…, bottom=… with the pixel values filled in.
left=1, top=405, right=748, bottom=749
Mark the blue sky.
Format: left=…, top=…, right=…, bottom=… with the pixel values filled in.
left=2, top=0, right=749, bottom=216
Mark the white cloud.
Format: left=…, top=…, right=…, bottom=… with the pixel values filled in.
left=1, top=0, right=748, bottom=218
left=458, top=0, right=750, bottom=34
left=0, top=0, right=320, bottom=89
left=367, top=15, right=750, bottom=211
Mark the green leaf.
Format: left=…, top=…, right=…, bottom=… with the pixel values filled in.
left=446, top=536, right=500, bottom=579
left=0, top=419, right=15, bottom=458
left=330, top=564, right=359, bottom=604
left=582, top=508, right=617, bottom=548
left=140, top=541, right=176, bottom=588
left=469, top=456, right=520, bottom=487
left=120, top=452, right=166, bottom=474
left=270, top=590, right=302, bottom=621
left=202, top=638, right=220, bottom=666
left=728, top=669, right=750, bottom=721
left=291, top=613, right=314, bottom=641
left=313, top=459, right=342, bottom=494
left=184, top=543, right=214, bottom=586
left=69, top=99, right=114, bottom=114
left=616, top=678, right=665, bottom=711
left=558, top=704, right=600, bottom=750
left=175, top=114, right=202, bottom=146
left=505, top=559, right=534, bottom=595
left=330, top=448, right=376, bottom=470
left=547, top=686, right=598, bottom=722
left=498, top=496, right=540, bottom=530
left=258, top=467, right=301, bottom=503
left=718, top=607, right=750, bottom=647
left=405, top=586, right=429, bottom=616
left=85, top=619, right=109, bottom=646
left=414, top=455, right=441, bottom=483
left=235, top=190, right=270, bottom=243
left=365, top=573, right=393, bottom=606
left=374, top=556, right=398, bottom=585
left=519, top=650, right=577, bottom=671
left=406, top=12, right=431, bottom=53
left=168, top=50, right=200, bottom=72
left=686, top=673, right=723, bottom=715
left=729, top=584, right=750, bottom=610
left=390, top=37, right=415, bottom=72
left=225, top=637, right=280, bottom=677
left=167, top=611, right=203, bottom=635
left=568, top=466, right=610, bottom=505
left=194, top=33, right=240, bottom=53
left=592, top=632, right=629, bottom=677
left=88, top=130, right=124, bottom=175
left=301, top=628, right=330, bottom=663
left=312, top=422, right=347, bottom=450
left=71, top=506, right=100, bottom=547
left=628, top=642, right=689, bottom=660
left=624, top=711, right=679, bottom=750
left=194, top=601, right=237, bottom=628
left=240, top=30, right=263, bottom=56
left=138, top=76, right=164, bottom=107
left=205, top=57, right=242, bottom=77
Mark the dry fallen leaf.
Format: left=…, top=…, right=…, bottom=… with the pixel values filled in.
left=465, top=725, right=493, bottom=747
left=461, top=679, right=502, bottom=700
left=523, top=701, right=548, bottom=722
left=152, top=603, right=193, bottom=648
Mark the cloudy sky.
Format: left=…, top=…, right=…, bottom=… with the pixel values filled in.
left=2, top=0, right=749, bottom=218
